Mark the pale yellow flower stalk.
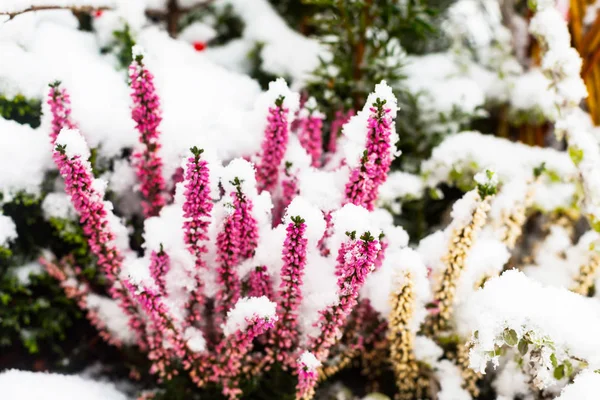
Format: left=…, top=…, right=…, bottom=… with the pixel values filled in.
left=572, top=249, right=600, bottom=296
left=496, top=181, right=537, bottom=250
left=428, top=175, right=496, bottom=335
left=456, top=342, right=480, bottom=397
left=387, top=271, right=429, bottom=400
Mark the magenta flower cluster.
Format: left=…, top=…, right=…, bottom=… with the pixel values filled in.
left=256, top=96, right=291, bottom=193
left=344, top=98, right=395, bottom=210
left=44, top=70, right=397, bottom=400
left=129, top=53, right=167, bottom=217
left=48, top=81, right=77, bottom=145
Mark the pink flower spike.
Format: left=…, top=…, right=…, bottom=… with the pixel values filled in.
left=52, top=128, right=146, bottom=348
left=309, top=231, right=380, bottom=362
left=327, top=109, right=353, bottom=155
left=297, top=98, right=324, bottom=167
left=269, top=215, right=308, bottom=366
left=149, top=245, right=170, bottom=296
left=47, top=81, right=77, bottom=146
left=247, top=266, right=274, bottom=299
left=344, top=152, right=377, bottom=210
left=182, top=146, right=214, bottom=323
left=129, top=48, right=167, bottom=218
left=256, top=95, right=292, bottom=193
left=214, top=297, right=278, bottom=399
left=295, top=351, right=321, bottom=400
left=343, top=83, right=398, bottom=210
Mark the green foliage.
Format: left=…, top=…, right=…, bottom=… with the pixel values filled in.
left=0, top=190, right=95, bottom=359
left=0, top=94, right=42, bottom=128
left=304, top=0, right=407, bottom=112
left=0, top=265, right=79, bottom=354
left=101, top=24, right=136, bottom=70
left=178, top=4, right=245, bottom=45
left=248, top=42, right=281, bottom=90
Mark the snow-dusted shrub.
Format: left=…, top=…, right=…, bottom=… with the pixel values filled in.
left=4, top=0, right=600, bottom=399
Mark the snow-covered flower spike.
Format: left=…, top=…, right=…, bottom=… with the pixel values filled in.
left=296, top=351, right=321, bottom=400
left=52, top=128, right=147, bottom=348
left=215, top=296, right=278, bottom=399
left=297, top=97, right=324, bottom=167
left=426, top=169, right=497, bottom=335
left=215, top=161, right=259, bottom=328
left=343, top=81, right=399, bottom=211
left=47, top=81, right=77, bottom=146
left=247, top=265, right=274, bottom=299
left=299, top=229, right=380, bottom=398
left=122, top=258, right=208, bottom=380
left=387, top=271, right=429, bottom=399
left=182, top=146, right=214, bottom=322
left=327, top=108, right=353, bottom=156
left=269, top=213, right=308, bottom=366
left=256, top=78, right=300, bottom=193
left=148, top=245, right=170, bottom=296
left=129, top=45, right=167, bottom=218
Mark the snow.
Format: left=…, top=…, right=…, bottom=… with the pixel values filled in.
left=183, top=326, right=206, bottom=353
left=449, top=190, right=481, bottom=228
left=297, top=167, right=348, bottom=212
left=298, top=351, right=321, bottom=370
left=12, top=261, right=44, bottom=285
left=42, top=192, right=77, bottom=220
left=222, top=296, right=277, bottom=336
left=0, top=118, right=53, bottom=200
left=0, top=214, right=18, bottom=247
left=459, top=270, right=600, bottom=373
left=377, top=171, right=424, bottom=207
left=435, top=360, right=472, bottom=400
left=220, top=0, right=325, bottom=86
left=299, top=252, right=338, bottom=340
left=86, top=293, right=136, bottom=345
left=283, top=196, right=326, bottom=246
left=403, top=53, right=486, bottom=128
left=0, top=369, right=127, bottom=400
left=55, top=128, right=90, bottom=160
left=422, top=131, right=577, bottom=206
left=220, top=158, right=258, bottom=197
left=555, top=370, right=600, bottom=400
left=178, top=21, right=217, bottom=45
left=414, top=335, right=443, bottom=366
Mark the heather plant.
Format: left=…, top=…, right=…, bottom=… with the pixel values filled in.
left=4, top=0, right=600, bottom=400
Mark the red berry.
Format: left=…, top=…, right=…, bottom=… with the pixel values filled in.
left=193, top=42, right=206, bottom=52
left=94, top=10, right=103, bottom=17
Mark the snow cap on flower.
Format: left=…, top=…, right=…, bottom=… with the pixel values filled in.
left=342, top=80, right=399, bottom=168
left=330, top=203, right=382, bottom=249
left=283, top=196, right=326, bottom=246
left=55, top=128, right=90, bottom=160
left=255, top=78, right=300, bottom=114
left=183, top=326, right=206, bottom=352
left=298, top=351, right=321, bottom=370
left=220, top=158, right=258, bottom=196
left=131, top=44, right=146, bottom=60
left=222, top=296, right=277, bottom=336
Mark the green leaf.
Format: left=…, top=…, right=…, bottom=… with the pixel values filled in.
left=554, top=365, right=565, bottom=380
left=503, top=328, right=518, bottom=347
left=518, top=339, right=529, bottom=356
left=550, top=353, right=558, bottom=368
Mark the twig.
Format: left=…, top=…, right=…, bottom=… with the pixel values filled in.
left=0, top=5, right=110, bottom=20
